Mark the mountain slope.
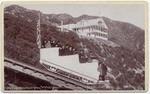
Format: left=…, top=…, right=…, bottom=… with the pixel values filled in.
left=4, top=5, right=145, bottom=90
left=5, top=5, right=144, bottom=51
left=76, top=14, right=99, bottom=21
left=103, top=17, right=144, bottom=51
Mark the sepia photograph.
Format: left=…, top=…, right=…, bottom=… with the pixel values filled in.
left=1, top=1, right=148, bottom=92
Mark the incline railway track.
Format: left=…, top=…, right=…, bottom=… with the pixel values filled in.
left=4, top=57, right=95, bottom=90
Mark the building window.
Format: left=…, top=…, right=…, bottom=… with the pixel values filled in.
left=100, top=33, right=102, bottom=37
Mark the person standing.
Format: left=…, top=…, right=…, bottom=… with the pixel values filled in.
left=45, top=41, right=51, bottom=48
left=97, top=62, right=107, bottom=83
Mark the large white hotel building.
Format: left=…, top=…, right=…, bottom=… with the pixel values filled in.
left=58, top=17, right=108, bottom=40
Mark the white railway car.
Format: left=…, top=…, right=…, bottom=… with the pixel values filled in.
left=40, top=47, right=100, bottom=85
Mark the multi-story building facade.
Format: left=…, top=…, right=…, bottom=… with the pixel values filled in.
left=58, top=17, right=108, bottom=40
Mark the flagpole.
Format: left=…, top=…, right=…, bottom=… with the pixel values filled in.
left=39, top=12, right=41, bottom=64
left=37, top=12, right=41, bottom=49
left=37, top=12, right=41, bottom=64
left=39, top=12, right=41, bottom=49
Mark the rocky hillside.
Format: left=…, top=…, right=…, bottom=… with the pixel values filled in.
left=103, top=17, right=144, bottom=51
left=4, top=5, right=145, bottom=90
left=4, top=5, right=144, bottom=51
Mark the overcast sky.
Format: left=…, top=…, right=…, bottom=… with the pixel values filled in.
left=5, top=4, right=145, bottom=29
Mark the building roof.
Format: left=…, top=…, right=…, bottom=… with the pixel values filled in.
left=58, top=17, right=108, bottom=30
left=74, top=17, right=108, bottom=29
